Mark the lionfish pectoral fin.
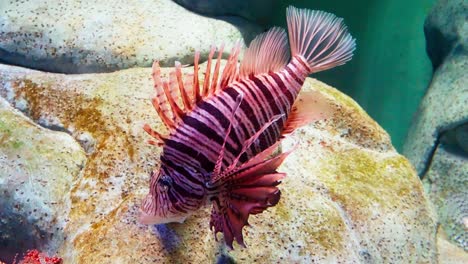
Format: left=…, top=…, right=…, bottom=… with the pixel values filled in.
left=213, top=111, right=284, bottom=183
left=209, top=148, right=291, bottom=249
left=283, top=90, right=334, bottom=135
left=213, top=92, right=244, bottom=177
left=225, top=114, right=284, bottom=173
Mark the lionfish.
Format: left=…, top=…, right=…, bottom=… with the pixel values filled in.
left=140, top=6, right=355, bottom=248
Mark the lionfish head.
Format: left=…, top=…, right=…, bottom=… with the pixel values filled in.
left=139, top=168, right=202, bottom=225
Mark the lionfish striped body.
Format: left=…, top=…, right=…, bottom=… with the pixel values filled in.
left=140, top=7, right=355, bottom=248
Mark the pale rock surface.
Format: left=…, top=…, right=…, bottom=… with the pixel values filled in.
left=437, top=231, right=468, bottom=264
left=403, top=0, right=468, bottom=251
left=0, top=0, right=261, bottom=73
left=0, top=62, right=437, bottom=263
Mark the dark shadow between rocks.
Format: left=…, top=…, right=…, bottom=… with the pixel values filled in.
left=216, top=253, right=236, bottom=264
left=0, top=47, right=122, bottom=74
left=0, top=196, right=53, bottom=263
left=172, top=0, right=275, bottom=26
left=152, top=224, right=181, bottom=253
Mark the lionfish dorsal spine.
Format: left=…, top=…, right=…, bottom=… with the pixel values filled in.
left=174, top=61, right=193, bottom=111
left=144, top=44, right=242, bottom=144
left=210, top=44, right=224, bottom=95
left=201, top=46, right=216, bottom=97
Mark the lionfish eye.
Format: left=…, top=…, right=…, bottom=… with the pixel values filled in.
left=159, top=175, right=173, bottom=190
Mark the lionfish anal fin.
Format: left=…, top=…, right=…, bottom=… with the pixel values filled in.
left=144, top=43, right=242, bottom=146
left=282, top=90, right=335, bottom=135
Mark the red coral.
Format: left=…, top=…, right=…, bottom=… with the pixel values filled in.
left=16, top=249, right=62, bottom=264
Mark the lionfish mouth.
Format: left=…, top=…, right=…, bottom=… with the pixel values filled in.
left=138, top=210, right=188, bottom=225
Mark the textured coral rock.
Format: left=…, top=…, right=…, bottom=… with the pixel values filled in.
left=0, top=62, right=437, bottom=263
left=0, top=97, right=85, bottom=263
left=403, top=0, right=467, bottom=251
left=0, top=0, right=261, bottom=73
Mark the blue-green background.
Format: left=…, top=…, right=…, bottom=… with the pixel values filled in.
left=267, top=0, right=435, bottom=151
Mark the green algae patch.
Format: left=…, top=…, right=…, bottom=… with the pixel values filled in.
left=318, top=148, right=417, bottom=219
left=0, top=109, right=36, bottom=158
left=0, top=114, right=14, bottom=149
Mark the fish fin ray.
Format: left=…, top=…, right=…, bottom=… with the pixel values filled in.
left=283, top=90, right=334, bottom=134
left=219, top=42, right=241, bottom=89
left=150, top=61, right=177, bottom=130
left=147, top=44, right=240, bottom=147
left=213, top=93, right=244, bottom=177
left=286, top=6, right=356, bottom=73
left=143, top=123, right=166, bottom=145
left=240, top=27, right=290, bottom=78
left=201, top=46, right=216, bottom=97
left=227, top=114, right=284, bottom=172
left=209, top=149, right=291, bottom=249
left=175, top=61, right=193, bottom=110
left=209, top=44, right=224, bottom=95
left=193, top=51, right=201, bottom=103
left=162, top=78, right=184, bottom=121
left=202, top=44, right=242, bottom=98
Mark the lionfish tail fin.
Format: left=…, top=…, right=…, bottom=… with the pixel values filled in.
left=209, top=147, right=291, bottom=249
left=240, top=27, right=290, bottom=78
left=286, top=6, right=356, bottom=74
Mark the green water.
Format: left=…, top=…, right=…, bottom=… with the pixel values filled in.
left=269, top=0, right=435, bottom=151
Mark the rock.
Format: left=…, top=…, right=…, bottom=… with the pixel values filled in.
left=424, top=0, right=467, bottom=69
left=172, top=0, right=277, bottom=25
left=0, top=0, right=261, bottom=74
left=0, top=62, right=437, bottom=263
left=403, top=0, right=468, bottom=250
left=0, top=97, right=86, bottom=263
left=437, top=230, right=468, bottom=264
